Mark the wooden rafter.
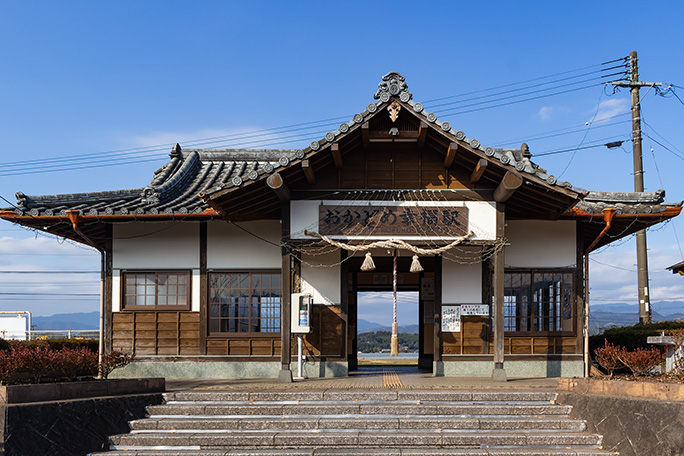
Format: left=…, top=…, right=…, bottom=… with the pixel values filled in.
left=493, top=171, right=524, bottom=203
left=417, top=121, right=428, bottom=148
left=444, top=142, right=459, bottom=169
left=470, top=159, right=488, bottom=184
left=331, top=143, right=342, bottom=169
left=301, top=160, right=316, bottom=184
left=266, top=172, right=291, bottom=201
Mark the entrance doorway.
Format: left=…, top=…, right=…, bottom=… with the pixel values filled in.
left=346, top=255, right=437, bottom=372
left=357, top=291, right=419, bottom=366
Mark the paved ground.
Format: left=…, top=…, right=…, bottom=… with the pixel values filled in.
left=166, top=366, right=560, bottom=391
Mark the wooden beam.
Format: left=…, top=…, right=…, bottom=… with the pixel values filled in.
left=199, top=221, right=207, bottom=355
left=417, top=121, right=428, bottom=148
left=301, top=160, right=316, bottom=184
left=470, top=159, right=488, bottom=184
left=492, top=203, right=507, bottom=381
left=493, top=171, right=524, bottom=203
left=266, top=172, right=291, bottom=201
left=331, top=143, right=342, bottom=169
left=278, top=201, right=293, bottom=383
left=362, top=122, right=369, bottom=148
left=444, top=142, right=459, bottom=169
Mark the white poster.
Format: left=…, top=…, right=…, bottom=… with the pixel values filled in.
left=441, top=306, right=461, bottom=332
left=460, top=304, right=489, bottom=316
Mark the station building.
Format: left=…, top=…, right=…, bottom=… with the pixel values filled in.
left=2, top=73, right=681, bottom=380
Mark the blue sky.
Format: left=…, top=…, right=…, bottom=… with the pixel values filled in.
left=1, top=1, right=683, bottom=319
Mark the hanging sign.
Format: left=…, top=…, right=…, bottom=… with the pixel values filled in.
left=460, top=304, right=490, bottom=316
left=441, top=306, right=461, bottom=332
left=319, top=205, right=468, bottom=237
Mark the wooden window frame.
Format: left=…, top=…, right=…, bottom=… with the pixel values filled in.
left=207, top=270, right=281, bottom=338
left=121, top=270, right=192, bottom=311
left=501, top=268, right=576, bottom=337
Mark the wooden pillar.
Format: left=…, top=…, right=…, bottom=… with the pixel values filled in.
left=492, top=203, right=507, bottom=381
left=104, top=224, right=113, bottom=354
left=199, top=221, right=208, bottom=355
left=433, top=254, right=442, bottom=376
left=340, top=249, right=348, bottom=364
left=278, top=201, right=293, bottom=383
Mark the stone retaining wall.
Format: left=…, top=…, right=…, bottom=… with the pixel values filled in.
left=557, top=392, right=684, bottom=456
left=0, top=393, right=163, bottom=456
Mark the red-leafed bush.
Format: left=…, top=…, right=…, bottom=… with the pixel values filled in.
left=593, top=340, right=624, bottom=378
left=99, top=351, right=135, bottom=379
left=617, top=346, right=664, bottom=377
left=0, top=350, right=17, bottom=384
left=56, top=347, right=98, bottom=381
left=11, top=345, right=61, bottom=384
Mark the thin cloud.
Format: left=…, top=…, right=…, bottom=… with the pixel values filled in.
left=126, top=126, right=290, bottom=151
left=592, top=98, right=630, bottom=123
left=536, top=105, right=570, bottom=122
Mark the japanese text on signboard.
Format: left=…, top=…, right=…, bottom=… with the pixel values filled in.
left=318, top=205, right=468, bottom=236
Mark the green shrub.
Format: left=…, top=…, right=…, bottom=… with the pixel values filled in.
left=589, top=321, right=684, bottom=353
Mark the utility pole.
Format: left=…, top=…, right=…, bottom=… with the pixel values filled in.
left=609, top=51, right=662, bottom=324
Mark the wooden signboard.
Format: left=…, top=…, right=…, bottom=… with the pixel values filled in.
left=319, top=205, right=468, bottom=236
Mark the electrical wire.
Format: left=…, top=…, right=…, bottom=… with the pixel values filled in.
left=533, top=135, right=630, bottom=157
left=436, top=83, right=604, bottom=118
left=421, top=57, right=627, bottom=105
left=557, top=89, right=605, bottom=178
left=0, top=57, right=629, bottom=176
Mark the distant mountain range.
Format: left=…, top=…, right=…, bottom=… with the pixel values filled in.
left=32, top=311, right=99, bottom=330
left=358, top=319, right=419, bottom=334
left=588, top=301, right=684, bottom=334
left=29, top=300, right=684, bottom=335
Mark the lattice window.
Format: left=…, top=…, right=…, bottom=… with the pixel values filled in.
left=123, top=271, right=190, bottom=310
left=502, top=270, right=574, bottom=334
left=208, top=272, right=281, bottom=335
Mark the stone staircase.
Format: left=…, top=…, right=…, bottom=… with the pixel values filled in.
left=90, top=389, right=613, bottom=456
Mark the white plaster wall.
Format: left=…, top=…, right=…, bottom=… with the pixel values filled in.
left=112, top=223, right=199, bottom=269
left=112, top=271, right=120, bottom=312
left=112, top=223, right=201, bottom=313
left=505, top=220, right=576, bottom=268
left=191, top=271, right=200, bottom=311
left=290, top=200, right=496, bottom=241
left=207, top=220, right=281, bottom=269
left=301, top=249, right=340, bottom=305
left=442, top=249, right=482, bottom=304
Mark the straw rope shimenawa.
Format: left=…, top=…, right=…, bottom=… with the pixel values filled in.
left=304, top=230, right=474, bottom=272
left=303, top=230, right=474, bottom=256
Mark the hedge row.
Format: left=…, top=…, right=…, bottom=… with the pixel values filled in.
left=589, top=320, right=684, bottom=354
left=0, top=338, right=99, bottom=352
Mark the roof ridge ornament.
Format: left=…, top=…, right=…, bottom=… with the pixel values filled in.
left=170, top=143, right=182, bottom=158
left=374, top=72, right=412, bottom=102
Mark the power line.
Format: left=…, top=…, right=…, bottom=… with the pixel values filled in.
left=436, top=83, right=604, bottom=117
left=489, top=114, right=631, bottom=148
left=0, top=292, right=99, bottom=296
left=0, top=271, right=99, bottom=274
left=534, top=135, right=630, bottom=157
left=0, top=57, right=629, bottom=176
left=428, top=71, right=621, bottom=111
left=558, top=89, right=605, bottom=178
left=421, top=58, right=627, bottom=105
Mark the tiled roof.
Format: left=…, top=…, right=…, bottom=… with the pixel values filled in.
left=9, top=146, right=299, bottom=217
left=3, top=72, right=681, bottom=221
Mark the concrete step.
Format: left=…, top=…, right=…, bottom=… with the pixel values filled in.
left=108, top=429, right=603, bottom=448
left=162, top=390, right=559, bottom=403
left=145, top=401, right=572, bottom=417
left=91, top=449, right=616, bottom=456
left=88, top=389, right=605, bottom=456
left=129, top=415, right=587, bottom=432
